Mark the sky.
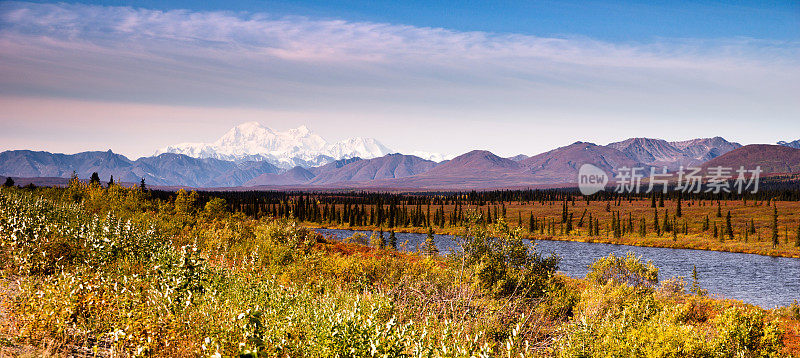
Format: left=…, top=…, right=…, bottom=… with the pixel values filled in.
left=0, top=0, right=799, bottom=159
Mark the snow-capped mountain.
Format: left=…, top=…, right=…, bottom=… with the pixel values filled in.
left=410, top=151, right=453, bottom=162
left=606, top=137, right=741, bottom=169
left=156, top=122, right=394, bottom=169
left=778, top=139, right=800, bottom=149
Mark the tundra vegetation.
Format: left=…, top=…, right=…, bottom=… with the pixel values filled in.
left=0, top=181, right=799, bottom=357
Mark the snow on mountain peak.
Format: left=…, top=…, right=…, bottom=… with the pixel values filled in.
left=156, top=122, right=393, bottom=169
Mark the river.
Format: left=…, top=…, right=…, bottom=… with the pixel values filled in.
left=313, top=228, right=800, bottom=308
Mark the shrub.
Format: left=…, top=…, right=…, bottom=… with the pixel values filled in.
left=712, top=307, right=784, bottom=357
left=455, top=215, right=560, bottom=298
left=586, top=252, right=658, bottom=289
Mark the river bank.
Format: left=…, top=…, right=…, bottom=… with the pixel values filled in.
left=303, top=222, right=800, bottom=259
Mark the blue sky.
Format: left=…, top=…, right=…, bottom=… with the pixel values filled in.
left=1, top=0, right=798, bottom=158
left=19, top=0, right=800, bottom=41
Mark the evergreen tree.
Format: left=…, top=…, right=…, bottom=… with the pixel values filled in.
left=676, top=195, right=682, bottom=217
left=566, top=212, right=573, bottom=234
left=702, top=215, right=709, bottom=231
left=90, top=172, right=101, bottom=185
left=690, top=265, right=706, bottom=296
left=107, top=175, right=114, bottom=187
left=424, top=227, right=438, bottom=256
left=594, top=218, right=600, bottom=236
left=2, top=177, right=14, bottom=187
left=658, top=195, right=664, bottom=207
left=716, top=201, right=722, bottom=218
left=772, top=206, right=779, bottom=248
left=372, top=229, right=386, bottom=249
left=140, top=178, right=147, bottom=191
left=389, top=231, right=397, bottom=250
left=651, top=194, right=656, bottom=208
left=639, top=217, right=646, bottom=237
left=529, top=213, right=535, bottom=233
left=725, top=211, right=734, bottom=241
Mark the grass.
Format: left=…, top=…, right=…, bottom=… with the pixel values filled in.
left=0, top=183, right=799, bottom=357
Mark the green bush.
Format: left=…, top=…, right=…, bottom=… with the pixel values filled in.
left=455, top=215, right=559, bottom=298
left=586, top=252, right=658, bottom=289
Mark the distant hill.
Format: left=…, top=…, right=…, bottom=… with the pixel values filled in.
left=701, top=145, right=800, bottom=174
left=520, top=142, right=638, bottom=183
left=308, top=153, right=437, bottom=185
left=0, top=150, right=280, bottom=187
left=363, top=150, right=534, bottom=189
left=245, top=166, right=316, bottom=186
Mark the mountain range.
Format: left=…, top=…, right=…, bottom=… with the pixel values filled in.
left=1, top=123, right=797, bottom=190
left=156, top=122, right=395, bottom=169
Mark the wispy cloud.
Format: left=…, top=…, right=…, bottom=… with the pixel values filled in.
left=0, top=1, right=798, bottom=157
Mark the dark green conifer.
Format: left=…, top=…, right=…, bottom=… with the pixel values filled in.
left=424, top=227, right=438, bottom=256
left=389, top=231, right=397, bottom=250
left=90, top=172, right=100, bottom=185
left=772, top=206, right=779, bottom=248
left=725, top=211, right=734, bottom=241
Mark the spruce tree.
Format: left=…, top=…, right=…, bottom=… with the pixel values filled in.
left=529, top=213, right=535, bottom=233
left=107, top=175, right=114, bottom=187
left=424, top=227, right=438, bottom=256
left=389, top=231, right=397, bottom=250
left=2, top=177, right=14, bottom=187
left=676, top=195, right=682, bottom=217
left=690, top=265, right=706, bottom=296
left=566, top=213, right=573, bottom=234
left=639, top=217, right=646, bottom=237
left=594, top=218, right=600, bottom=236
left=725, top=211, right=734, bottom=241
left=90, top=172, right=100, bottom=185
left=772, top=206, right=779, bottom=248
left=140, top=178, right=146, bottom=191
